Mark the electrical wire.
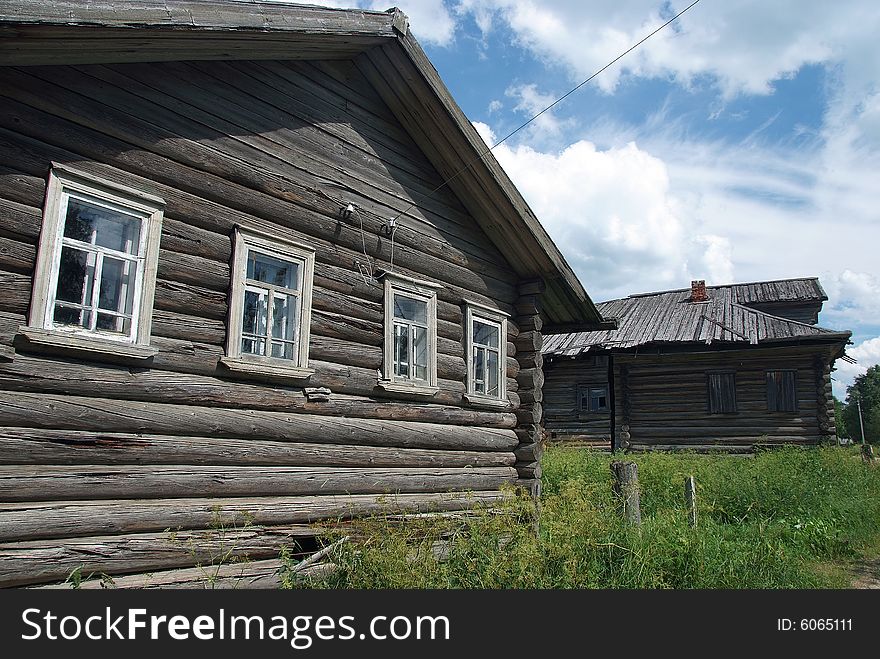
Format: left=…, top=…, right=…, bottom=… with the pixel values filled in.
left=387, top=0, right=703, bottom=226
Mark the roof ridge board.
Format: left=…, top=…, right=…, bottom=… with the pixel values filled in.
left=610, top=276, right=825, bottom=302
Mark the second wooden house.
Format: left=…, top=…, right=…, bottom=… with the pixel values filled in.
left=543, top=278, right=851, bottom=452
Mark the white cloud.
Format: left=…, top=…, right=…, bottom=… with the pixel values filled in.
left=833, top=337, right=880, bottom=399
left=473, top=121, right=732, bottom=300
left=456, top=1, right=877, bottom=99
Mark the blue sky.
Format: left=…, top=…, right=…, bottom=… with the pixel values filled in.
left=286, top=0, right=880, bottom=397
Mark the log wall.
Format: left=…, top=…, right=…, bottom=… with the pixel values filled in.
left=612, top=347, right=836, bottom=452
left=0, top=58, right=532, bottom=586
left=543, top=355, right=611, bottom=448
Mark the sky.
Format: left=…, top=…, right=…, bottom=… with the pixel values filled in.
left=275, top=0, right=880, bottom=398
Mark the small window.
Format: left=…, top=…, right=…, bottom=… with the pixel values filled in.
left=578, top=384, right=608, bottom=413
left=464, top=301, right=508, bottom=405
left=767, top=369, right=797, bottom=412
left=707, top=371, right=737, bottom=414
left=222, top=227, right=315, bottom=379
left=23, top=165, right=163, bottom=360
left=381, top=273, right=439, bottom=395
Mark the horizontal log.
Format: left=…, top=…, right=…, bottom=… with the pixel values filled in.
left=0, top=490, right=512, bottom=542
left=516, top=367, right=545, bottom=391
left=0, top=270, right=30, bottom=314
left=0, top=234, right=35, bottom=272
left=515, top=403, right=542, bottom=426
left=159, top=216, right=231, bottom=263
left=506, top=356, right=520, bottom=378
left=514, top=331, right=542, bottom=353
left=518, top=389, right=543, bottom=404
left=518, top=351, right=543, bottom=370
left=150, top=308, right=226, bottom=345
left=0, top=427, right=516, bottom=467
left=0, top=525, right=316, bottom=588
left=2, top=351, right=513, bottom=425
left=154, top=278, right=228, bottom=320
left=0, top=195, right=41, bottom=241
left=514, top=443, right=542, bottom=462
left=0, top=465, right=518, bottom=502
left=0, top=390, right=518, bottom=450
left=37, top=558, right=295, bottom=590
left=631, top=427, right=821, bottom=438
left=156, top=248, right=230, bottom=291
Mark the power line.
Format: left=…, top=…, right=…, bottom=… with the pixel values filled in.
left=388, top=0, right=703, bottom=226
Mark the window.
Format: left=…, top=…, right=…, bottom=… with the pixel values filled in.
left=767, top=369, right=797, bottom=412
left=221, top=227, right=315, bottom=379
left=21, top=164, right=163, bottom=360
left=380, top=273, right=440, bottom=395
left=578, top=384, right=608, bottom=413
left=464, top=301, right=509, bottom=407
left=707, top=371, right=737, bottom=414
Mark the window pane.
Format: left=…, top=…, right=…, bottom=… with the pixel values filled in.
left=242, top=289, right=268, bottom=356
left=486, top=349, right=499, bottom=397
left=590, top=387, right=607, bottom=411
left=271, top=341, right=295, bottom=360
left=96, top=313, right=131, bottom=335
left=473, top=345, right=486, bottom=393
left=394, top=322, right=409, bottom=377
left=473, top=320, right=499, bottom=349
left=247, top=251, right=299, bottom=290
left=65, top=197, right=141, bottom=254
left=53, top=305, right=88, bottom=328
left=55, top=246, right=94, bottom=305
left=98, top=256, right=135, bottom=316
left=412, top=325, right=428, bottom=381
left=271, top=292, right=298, bottom=343
left=393, top=294, right=427, bottom=324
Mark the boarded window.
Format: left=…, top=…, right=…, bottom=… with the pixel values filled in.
left=578, top=384, right=608, bottom=413
left=767, top=370, right=798, bottom=412
left=707, top=371, right=737, bottom=414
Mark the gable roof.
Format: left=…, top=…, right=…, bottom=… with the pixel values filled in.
left=0, top=0, right=608, bottom=332
left=543, top=278, right=851, bottom=357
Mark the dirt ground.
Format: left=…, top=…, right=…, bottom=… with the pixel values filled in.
left=850, top=558, right=880, bottom=589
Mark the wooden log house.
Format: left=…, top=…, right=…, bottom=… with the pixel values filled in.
left=0, top=1, right=610, bottom=587
left=543, top=279, right=851, bottom=452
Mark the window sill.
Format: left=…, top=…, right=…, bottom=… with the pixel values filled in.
left=219, top=356, right=314, bottom=381
left=464, top=394, right=511, bottom=410
left=16, top=326, right=158, bottom=363
left=377, top=379, right=439, bottom=397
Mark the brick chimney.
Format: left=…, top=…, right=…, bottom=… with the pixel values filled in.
left=690, top=279, right=708, bottom=302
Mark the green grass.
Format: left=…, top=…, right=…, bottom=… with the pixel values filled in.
left=290, top=445, right=880, bottom=589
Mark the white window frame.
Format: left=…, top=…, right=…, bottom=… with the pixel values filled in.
left=379, top=272, right=440, bottom=396
left=221, top=226, right=315, bottom=380
left=20, top=164, right=163, bottom=361
left=464, top=300, right=510, bottom=409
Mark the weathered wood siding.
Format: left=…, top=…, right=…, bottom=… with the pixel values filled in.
left=612, top=347, right=836, bottom=452
left=543, top=356, right=611, bottom=447
left=0, top=59, right=530, bottom=586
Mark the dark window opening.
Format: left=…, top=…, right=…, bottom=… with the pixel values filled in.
left=578, top=384, right=608, bottom=413
left=707, top=371, right=737, bottom=414
left=767, top=370, right=797, bottom=412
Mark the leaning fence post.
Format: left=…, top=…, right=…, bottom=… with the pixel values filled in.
left=685, top=475, right=697, bottom=528
left=610, top=461, right=641, bottom=526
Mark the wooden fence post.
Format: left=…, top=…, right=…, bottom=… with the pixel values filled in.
left=610, top=461, right=641, bottom=526
left=685, top=475, right=697, bottom=528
